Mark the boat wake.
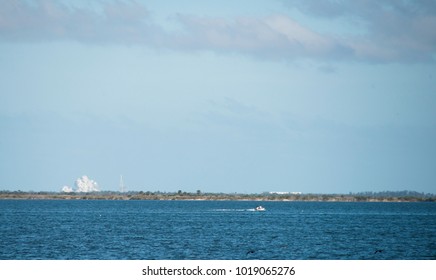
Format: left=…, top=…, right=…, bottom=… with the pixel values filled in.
left=212, top=208, right=257, bottom=212
left=211, top=208, right=265, bottom=212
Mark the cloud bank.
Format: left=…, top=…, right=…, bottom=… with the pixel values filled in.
left=1, top=0, right=435, bottom=63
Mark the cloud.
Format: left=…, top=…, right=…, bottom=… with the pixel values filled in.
left=173, top=14, right=351, bottom=60
left=1, top=0, right=435, bottom=63
left=284, top=0, right=436, bottom=62
left=0, top=0, right=161, bottom=44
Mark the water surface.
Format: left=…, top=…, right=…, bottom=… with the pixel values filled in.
left=0, top=200, right=434, bottom=259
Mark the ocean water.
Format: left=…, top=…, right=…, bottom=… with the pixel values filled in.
left=0, top=200, right=435, bottom=260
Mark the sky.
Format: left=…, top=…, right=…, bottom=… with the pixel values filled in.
left=0, top=0, right=435, bottom=194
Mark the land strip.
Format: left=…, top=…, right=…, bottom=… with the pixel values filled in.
left=0, top=191, right=434, bottom=202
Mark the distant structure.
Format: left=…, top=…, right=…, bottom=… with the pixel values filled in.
left=269, top=191, right=302, bottom=195
left=120, top=175, right=125, bottom=193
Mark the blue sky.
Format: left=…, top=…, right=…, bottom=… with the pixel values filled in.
left=1, top=0, right=435, bottom=194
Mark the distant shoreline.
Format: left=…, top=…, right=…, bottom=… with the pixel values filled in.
left=0, top=191, right=434, bottom=202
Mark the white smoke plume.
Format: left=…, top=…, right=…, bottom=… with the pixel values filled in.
left=75, top=175, right=100, bottom=192
left=61, top=185, right=74, bottom=193
left=61, top=175, right=100, bottom=193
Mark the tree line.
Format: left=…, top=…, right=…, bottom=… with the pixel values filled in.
left=0, top=189, right=434, bottom=202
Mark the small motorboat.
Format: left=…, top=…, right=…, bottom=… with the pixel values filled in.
left=254, top=206, right=266, bottom=211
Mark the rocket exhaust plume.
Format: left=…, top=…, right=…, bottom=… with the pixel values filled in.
left=75, top=175, right=100, bottom=192
left=61, top=186, right=73, bottom=193
left=61, top=175, right=100, bottom=193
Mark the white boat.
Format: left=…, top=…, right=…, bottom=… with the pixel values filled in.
left=255, top=206, right=266, bottom=211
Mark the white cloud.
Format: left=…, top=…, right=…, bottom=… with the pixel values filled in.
left=284, top=0, right=436, bottom=62
left=1, top=0, right=435, bottom=63
left=263, top=15, right=335, bottom=54
left=0, top=0, right=159, bottom=44
left=173, top=14, right=350, bottom=61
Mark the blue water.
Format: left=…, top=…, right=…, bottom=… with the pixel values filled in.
left=0, top=200, right=435, bottom=260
